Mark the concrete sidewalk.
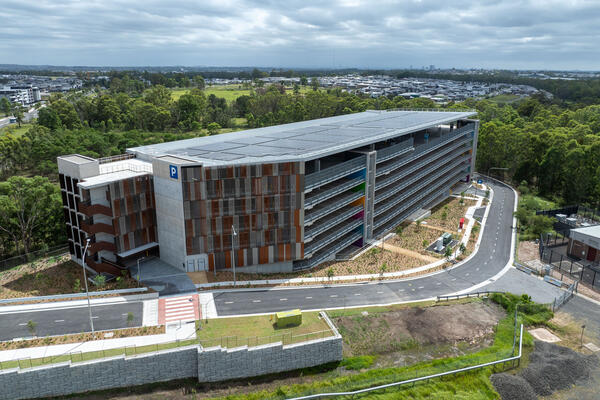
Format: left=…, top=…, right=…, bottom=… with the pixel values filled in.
left=0, top=322, right=196, bottom=364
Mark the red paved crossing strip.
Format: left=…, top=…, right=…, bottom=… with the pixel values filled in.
left=158, top=294, right=199, bottom=325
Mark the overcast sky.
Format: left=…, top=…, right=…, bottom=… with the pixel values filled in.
left=1, top=0, right=600, bottom=70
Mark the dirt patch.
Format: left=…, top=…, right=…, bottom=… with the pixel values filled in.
left=518, top=240, right=539, bottom=262
left=333, top=301, right=505, bottom=366
left=492, top=341, right=599, bottom=400
left=387, top=223, right=445, bottom=259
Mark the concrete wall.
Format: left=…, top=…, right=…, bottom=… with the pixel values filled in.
left=198, top=336, right=342, bottom=382
left=0, top=320, right=343, bottom=400
left=0, top=346, right=199, bottom=400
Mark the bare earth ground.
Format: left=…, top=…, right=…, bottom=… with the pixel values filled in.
left=0, top=255, right=140, bottom=299
left=334, top=301, right=505, bottom=367
left=73, top=301, right=504, bottom=400
left=387, top=223, right=444, bottom=259
left=518, top=241, right=539, bottom=262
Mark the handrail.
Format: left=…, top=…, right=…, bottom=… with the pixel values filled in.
left=288, top=324, right=524, bottom=399
left=384, top=108, right=477, bottom=113
left=305, top=155, right=366, bottom=191
left=376, top=138, right=414, bottom=163
left=436, top=291, right=505, bottom=301
left=0, top=287, right=149, bottom=305
left=305, top=177, right=365, bottom=209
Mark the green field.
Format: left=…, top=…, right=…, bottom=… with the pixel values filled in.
left=171, top=85, right=317, bottom=103
left=488, top=94, right=521, bottom=104
left=198, top=311, right=333, bottom=348
left=0, top=123, right=31, bottom=137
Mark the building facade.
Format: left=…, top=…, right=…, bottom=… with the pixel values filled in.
left=58, top=110, right=478, bottom=275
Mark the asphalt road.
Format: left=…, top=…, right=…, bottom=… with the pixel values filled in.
left=0, top=302, right=143, bottom=340
left=213, top=179, right=516, bottom=316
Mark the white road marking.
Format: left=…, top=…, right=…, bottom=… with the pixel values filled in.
left=436, top=282, right=442, bottom=285
left=465, top=273, right=470, bottom=277
left=280, top=298, right=287, bottom=301
left=91, top=316, right=99, bottom=319
left=398, top=289, right=405, bottom=292
left=305, top=296, right=313, bottom=299
left=225, top=301, right=234, bottom=304
left=354, top=293, right=361, bottom=296
left=418, top=286, right=424, bottom=289
left=18, top=323, right=27, bottom=326
left=377, top=291, right=384, bottom=294
left=451, top=278, right=457, bottom=281
left=252, top=300, right=261, bottom=303
left=330, top=295, right=338, bottom=298
left=54, top=319, right=65, bottom=323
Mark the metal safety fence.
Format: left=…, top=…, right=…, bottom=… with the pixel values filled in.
left=552, top=280, right=578, bottom=312
left=540, top=245, right=600, bottom=290
left=0, top=245, right=69, bottom=272
left=287, top=324, right=524, bottom=400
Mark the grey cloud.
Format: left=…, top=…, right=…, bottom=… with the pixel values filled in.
left=0, top=0, right=599, bottom=69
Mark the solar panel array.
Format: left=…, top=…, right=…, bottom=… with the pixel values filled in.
left=129, top=110, right=475, bottom=165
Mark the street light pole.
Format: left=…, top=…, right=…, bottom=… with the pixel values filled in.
left=82, top=238, right=95, bottom=337
left=231, top=225, right=237, bottom=286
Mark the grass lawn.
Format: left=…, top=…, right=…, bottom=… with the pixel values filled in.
left=488, top=94, right=521, bottom=104
left=205, top=294, right=550, bottom=400
left=0, top=123, right=31, bottom=137
left=198, top=312, right=333, bottom=348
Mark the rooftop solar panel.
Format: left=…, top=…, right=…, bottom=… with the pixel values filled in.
left=127, top=110, right=477, bottom=166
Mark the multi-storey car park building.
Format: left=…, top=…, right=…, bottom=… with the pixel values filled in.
left=57, top=110, right=478, bottom=277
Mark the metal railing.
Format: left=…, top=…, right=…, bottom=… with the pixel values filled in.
left=294, top=231, right=363, bottom=270
left=376, top=153, right=470, bottom=203
left=305, top=219, right=363, bottom=256
left=375, top=138, right=414, bottom=163
left=437, top=291, right=505, bottom=302
left=288, top=324, right=524, bottom=400
left=98, top=153, right=135, bottom=164
left=376, top=135, right=470, bottom=185
left=305, top=192, right=364, bottom=225
left=0, top=287, right=150, bottom=305
left=375, top=127, right=472, bottom=178
left=99, top=162, right=152, bottom=175
left=552, top=280, right=578, bottom=312
left=305, top=205, right=363, bottom=241
left=305, top=177, right=365, bottom=209
left=375, top=160, right=469, bottom=215
left=384, top=108, right=477, bottom=113
left=199, top=330, right=334, bottom=349
left=373, top=169, right=466, bottom=227
left=305, top=156, right=366, bottom=191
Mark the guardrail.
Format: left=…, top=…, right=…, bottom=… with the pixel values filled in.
left=437, top=291, right=505, bottom=302
left=288, top=324, right=524, bottom=400
left=305, top=156, right=366, bottom=191
left=552, top=280, right=578, bottom=312
left=384, top=108, right=477, bottom=113
left=0, top=287, right=150, bottom=305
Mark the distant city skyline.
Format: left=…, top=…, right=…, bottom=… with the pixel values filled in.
left=2, top=0, right=600, bottom=70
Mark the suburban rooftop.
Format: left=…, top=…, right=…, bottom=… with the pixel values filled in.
left=127, top=109, right=476, bottom=166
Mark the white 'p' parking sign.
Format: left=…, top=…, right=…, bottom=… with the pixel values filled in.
left=169, top=165, right=178, bottom=179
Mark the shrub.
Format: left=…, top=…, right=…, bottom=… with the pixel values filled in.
left=73, top=278, right=81, bottom=292
left=93, top=274, right=106, bottom=288
left=422, top=239, right=429, bottom=247
left=341, top=355, right=376, bottom=370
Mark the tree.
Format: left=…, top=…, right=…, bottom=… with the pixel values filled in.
left=11, top=105, right=24, bottom=127
left=444, top=245, right=453, bottom=261
left=300, top=76, right=308, bottom=86
left=0, top=176, right=63, bottom=255
left=38, top=107, right=62, bottom=130
left=27, top=320, right=37, bottom=336
left=194, top=75, right=206, bottom=90
left=0, top=97, right=11, bottom=116
left=326, top=267, right=334, bottom=281
left=311, top=77, right=319, bottom=91
left=143, top=85, right=172, bottom=109
left=207, top=122, right=221, bottom=135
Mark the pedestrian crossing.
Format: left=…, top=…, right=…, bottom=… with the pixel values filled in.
left=158, top=294, right=199, bottom=325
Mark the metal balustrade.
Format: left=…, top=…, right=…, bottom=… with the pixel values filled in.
left=305, top=191, right=364, bottom=225
left=375, top=167, right=462, bottom=217
left=376, top=132, right=471, bottom=178
left=305, top=177, right=365, bottom=209
left=374, top=170, right=465, bottom=229
left=294, top=231, right=363, bottom=270
left=375, top=162, right=469, bottom=217
left=305, top=155, right=367, bottom=191
left=374, top=188, right=447, bottom=236
left=305, top=219, right=363, bottom=256
left=376, top=154, right=471, bottom=204
left=376, top=138, right=414, bottom=163
left=305, top=205, right=363, bottom=241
